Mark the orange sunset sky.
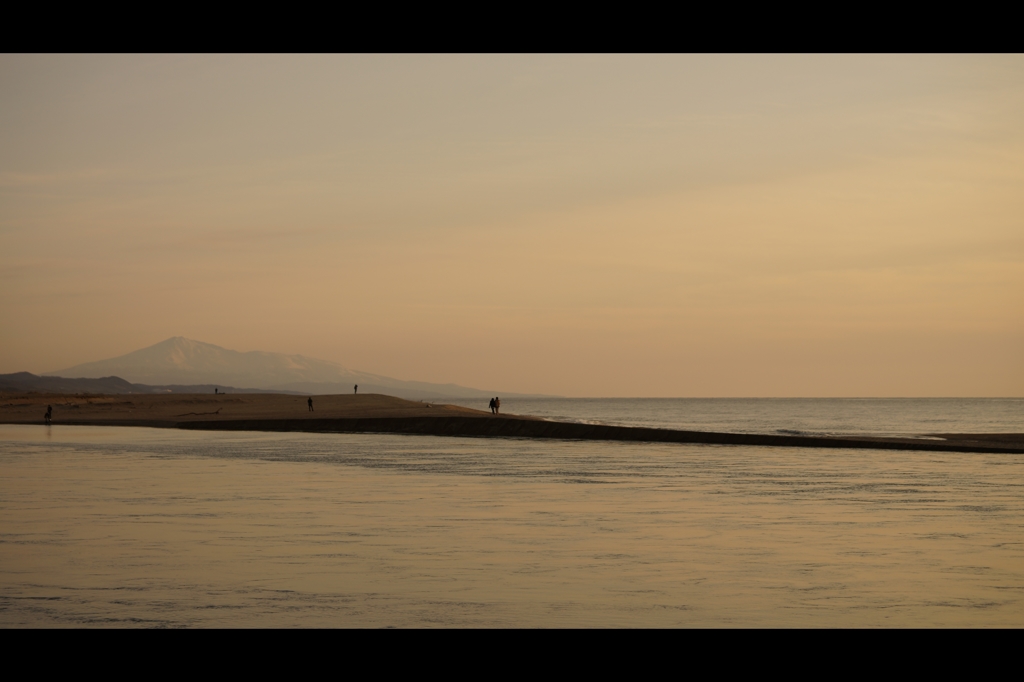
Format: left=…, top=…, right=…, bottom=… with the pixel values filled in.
left=1, top=54, right=1021, bottom=396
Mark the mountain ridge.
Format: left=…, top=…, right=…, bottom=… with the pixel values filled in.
left=45, top=337, right=542, bottom=399
left=0, top=371, right=306, bottom=395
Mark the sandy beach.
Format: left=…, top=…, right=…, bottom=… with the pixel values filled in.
left=2, top=392, right=1021, bottom=454
left=0, top=391, right=494, bottom=426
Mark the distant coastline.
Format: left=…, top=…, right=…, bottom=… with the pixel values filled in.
left=0, top=371, right=305, bottom=396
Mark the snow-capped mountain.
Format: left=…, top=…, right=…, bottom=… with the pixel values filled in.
left=46, top=337, right=521, bottom=399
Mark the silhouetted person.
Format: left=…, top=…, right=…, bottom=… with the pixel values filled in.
left=354, top=385, right=358, bottom=395
left=45, top=405, right=52, bottom=425
left=308, top=397, right=314, bottom=412
left=495, top=397, right=500, bottom=414
left=489, top=398, right=496, bottom=414
left=214, top=388, right=218, bottom=394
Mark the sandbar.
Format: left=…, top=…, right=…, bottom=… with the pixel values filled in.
left=1, top=392, right=1021, bottom=454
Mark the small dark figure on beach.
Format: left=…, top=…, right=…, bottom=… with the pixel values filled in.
left=495, top=397, right=500, bottom=414
left=44, top=405, right=52, bottom=425
left=308, top=397, right=314, bottom=412
left=214, top=388, right=218, bottom=394
left=354, top=385, right=358, bottom=395
left=489, top=398, right=495, bottom=414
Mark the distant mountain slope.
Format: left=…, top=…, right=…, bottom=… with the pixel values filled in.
left=0, top=372, right=137, bottom=394
left=0, top=372, right=298, bottom=395
left=45, top=337, right=535, bottom=399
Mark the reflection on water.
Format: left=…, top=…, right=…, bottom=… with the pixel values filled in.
left=2, top=424, right=1023, bottom=627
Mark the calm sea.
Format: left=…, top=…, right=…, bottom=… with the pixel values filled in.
left=443, top=397, right=1024, bottom=437
left=1, top=398, right=1022, bottom=627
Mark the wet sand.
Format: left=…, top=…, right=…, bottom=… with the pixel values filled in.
left=0, top=391, right=489, bottom=425
left=1, top=392, right=1022, bottom=454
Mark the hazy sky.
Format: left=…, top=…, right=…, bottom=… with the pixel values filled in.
left=1, top=54, right=1021, bottom=396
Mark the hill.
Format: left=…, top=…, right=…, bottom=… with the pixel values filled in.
left=45, top=337, right=538, bottom=400
left=0, top=372, right=301, bottom=395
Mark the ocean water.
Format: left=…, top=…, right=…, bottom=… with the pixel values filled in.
left=443, top=397, right=1024, bottom=437
left=1, top=398, right=1022, bottom=627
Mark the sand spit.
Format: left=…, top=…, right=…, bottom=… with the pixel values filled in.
left=2, top=392, right=1022, bottom=454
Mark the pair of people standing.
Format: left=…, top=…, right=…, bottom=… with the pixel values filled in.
left=489, top=397, right=501, bottom=414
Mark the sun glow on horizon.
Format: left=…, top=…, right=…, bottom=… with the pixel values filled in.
left=1, top=54, right=1021, bottom=396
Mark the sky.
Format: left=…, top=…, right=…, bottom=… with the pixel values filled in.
left=1, top=54, right=1021, bottom=396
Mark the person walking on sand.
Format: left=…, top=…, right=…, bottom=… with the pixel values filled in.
left=308, top=397, right=314, bottom=412
left=354, top=385, right=358, bottom=395
left=45, top=404, right=52, bottom=425
left=489, top=398, right=495, bottom=414
left=495, top=397, right=500, bottom=415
